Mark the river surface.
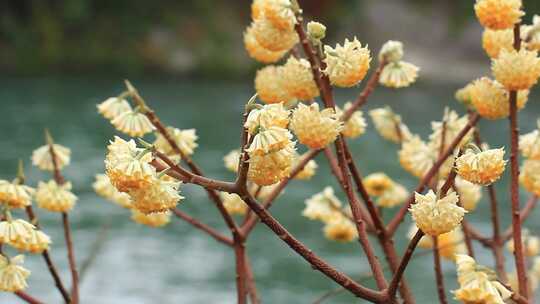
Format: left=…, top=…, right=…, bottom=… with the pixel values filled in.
left=0, top=76, right=538, bottom=303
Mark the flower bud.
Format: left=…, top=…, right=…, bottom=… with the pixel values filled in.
left=307, top=21, right=326, bottom=40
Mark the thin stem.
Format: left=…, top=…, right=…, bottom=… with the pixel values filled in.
left=234, top=241, right=248, bottom=304
left=14, top=291, right=44, bottom=304
left=171, top=209, right=234, bottom=247
left=245, top=254, right=260, bottom=304
left=432, top=237, right=448, bottom=304
left=502, top=195, right=539, bottom=241
left=387, top=230, right=423, bottom=298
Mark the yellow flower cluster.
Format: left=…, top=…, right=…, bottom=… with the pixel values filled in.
left=492, top=49, right=540, bottom=91
left=408, top=225, right=466, bottom=261
left=254, top=66, right=290, bottom=104
left=363, top=172, right=394, bottom=196
left=522, top=15, right=540, bottom=51
left=506, top=229, right=540, bottom=257
left=453, top=177, right=483, bottom=212
left=282, top=57, right=320, bottom=101
left=482, top=28, right=514, bottom=58
left=335, top=102, right=367, bottom=139
left=323, top=37, right=371, bottom=87
left=520, top=159, right=540, bottom=196
left=378, top=40, right=404, bottom=63
left=469, top=77, right=529, bottom=119
left=399, top=135, right=436, bottom=178
left=35, top=180, right=78, bottom=212
left=456, top=148, right=507, bottom=185
left=474, top=0, right=524, bottom=30
left=379, top=61, right=419, bottom=89
left=289, top=103, right=343, bottom=149
left=369, top=107, right=411, bottom=143
left=93, top=174, right=132, bottom=209
left=519, top=121, right=540, bottom=159
left=97, top=97, right=131, bottom=120
left=0, top=180, right=34, bottom=209
left=410, top=190, right=466, bottom=236
left=244, top=24, right=287, bottom=64
left=245, top=103, right=290, bottom=134
left=153, top=127, right=198, bottom=157
left=220, top=192, right=248, bottom=216
left=98, top=95, right=156, bottom=137
left=0, top=255, right=30, bottom=292
left=223, top=149, right=241, bottom=173
left=131, top=210, right=171, bottom=227
left=376, top=182, right=408, bottom=208
left=323, top=217, right=357, bottom=243
left=0, top=219, right=50, bottom=254
left=31, top=143, right=71, bottom=172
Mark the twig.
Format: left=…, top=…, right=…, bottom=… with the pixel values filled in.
left=432, top=237, right=448, bottom=304
left=171, top=209, right=233, bottom=246
left=245, top=253, right=260, bottom=304
left=387, top=230, right=423, bottom=299
left=14, top=291, right=44, bottom=304
left=502, top=195, right=539, bottom=241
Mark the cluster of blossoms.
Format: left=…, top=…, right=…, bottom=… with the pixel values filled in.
left=519, top=120, right=540, bottom=196
left=363, top=173, right=408, bottom=208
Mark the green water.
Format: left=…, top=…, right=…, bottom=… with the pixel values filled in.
left=0, top=76, right=539, bottom=303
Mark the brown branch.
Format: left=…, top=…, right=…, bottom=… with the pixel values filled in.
left=387, top=230, right=423, bottom=299
left=14, top=291, right=44, bottom=304
left=503, top=195, right=539, bottom=241
left=171, top=209, right=234, bottom=247
left=432, top=237, right=448, bottom=304
left=245, top=254, right=260, bottom=304
left=234, top=241, right=248, bottom=304
left=235, top=107, right=252, bottom=191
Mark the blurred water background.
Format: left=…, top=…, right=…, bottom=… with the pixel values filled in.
left=1, top=0, right=540, bottom=303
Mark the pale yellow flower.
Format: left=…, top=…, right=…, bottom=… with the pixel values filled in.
left=474, top=0, right=524, bottom=30
left=289, top=103, right=343, bottom=149
left=482, top=28, right=514, bottom=58
left=506, top=229, right=540, bottom=257
left=323, top=216, right=357, bottom=243
left=248, top=144, right=294, bottom=185
left=97, top=97, right=132, bottom=120
left=324, top=38, right=371, bottom=87
left=244, top=24, right=287, bottom=63
left=0, top=255, right=30, bottom=292
left=302, top=187, right=342, bottom=223
left=131, top=210, right=171, bottom=228
left=0, top=180, right=34, bottom=209
left=93, top=174, right=132, bottom=209
left=282, top=57, right=320, bottom=101
left=31, top=144, right=71, bottom=171
left=519, top=123, right=540, bottom=159
left=35, top=180, right=78, bottom=212
left=130, top=177, right=183, bottom=214
left=0, top=219, right=35, bottom=244
left=429, top=109, right=473, bottom=152
left=377, top=183, right=408, bottom=208
left=223, top=149, right=241, bottom=173
left=245, top=103, right=290, bottom=135
left=251, top=0, right=264, bottom=19
left=363, top=172, right=394, bottom=196
left=407, top=224, right=433, bottom=249
left=251, top=15, right=298, bottom=52
left=492, top=49, right=540, bottom=91
left=254, top=65, right=291, bottom=104
left=369, top=107, right=411, bottom=143
left=261, top=0, right=295, bottom=31
left=438, top=229, right=467, bottom=261
left=469, top=77, right=529, bottom=119
left=522, top=15, right=540, bottom=51
left=336, top=102, right=367, bottom=139
left=10, top=230, right=51, bottom=254
left=153, top=127, right=198, bottom=157
left=456, top=148, right=507, bottom=185
left=246, top=127, right=293, bottom=157
left=520, top=159, right=540, bottom=196
left=292, top=152, right=318, bottom=180
left=220, top=192, right=248, bottom=216
left=453, top=177, right=482, bottom=212
left=111, top=109, right=155, bottom=137
left=378, top=40, right=404, bottom=63
left=410, top=190, right=466, bottom=236
left=399, top=135, right=435, bottom=178
left=379, top=61, right=419, bottom=88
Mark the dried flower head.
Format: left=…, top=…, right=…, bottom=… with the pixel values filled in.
left=323, top=217, right=357, bottom=243
left=131, top=210, right=171, bottom=228
left=292, top=152, right=318, bottom=180
left=254, top=65, right=291, bottom=104
left=324, top=38, right=371, bottom=87
left=221, top=192, right=248, bottom=216
left=0, top=219, right=35, bottom=244
left=506, top=229, right=540, bottom=257
left=32, top=144, right=71, bottom=172
left=369, top=107, right=411, bottom=143
left=35, top=180, right=78, bottom=212
left=248, top=145, right=294, bottom=185
left=377, top=183, right=408, bottom=208
left=379, top=61, right=419, bottom=88
left=302, top=187, right=342, bottom=223
left=410, top=190, right=466, bottom=236
left=282, top=57, right=320, bottom=100
left=153, top=127, right=198, bottom=157
left=223, top=149, right=241, bottom=173
left=363, top=172, right=394, bottom=196
left=289, top=103, right=343, bottom=149
left=244, top=24, right=287, bottom=63
left=520, top=159, right=540, bottom=196
left=474, top=0, right=524, bottom=30
left=0, top=255, right=30, bottom=292
left=378, top=40, right=404, bottom=63
left=130, top=177, right=183, bottom=214
left=492, top=49, right=540, bottom=91
left=519, top=123, right=540, bottom=159
left=246, top=127, right=293, bottom=157
left=0, top=180, right=34, bottom=209
left=97, top=97, right=132, bottom=120
left=469, top=77, right=529, bottom=119
left=482, top=28, right=514, bottom=58
left=336, top=102, right=367, bottom=139
left=251, top=15, right=298, bottom=52
left=93, top=174, right=132, bottom=209
left=262, top=0, right=295, bottom=31
left=456, top=148, right=507, bottom=185
left=245, top=103, right=290, bottom=135
left=10, top=230, right=51, bottom=254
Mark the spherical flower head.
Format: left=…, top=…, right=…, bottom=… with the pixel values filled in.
left=223, top=149, right=240, bottom=173
left=410, top=190, right=466, bottom=236
left=282, top=57, right=320, bottom=100
left=377, top=183, right=408, bottom=208
left=252, top=16, right=298, bottom=52
left=220, top=192, right=248, bottom=216
left=93, top=174, right=132, bottom=209
left=245, top=103, right=290, bottom=135
left=453, top=177, right=482, bottom=212
left=105, top=136, right=156, bottom=193
left=289, top=103, right=343, bottom=149
left=520, top=159, right=540, bottom=196
left=0, top=255, right=30, bottom=292
left=324, top=38, right=371, bottom=87
left=369, top=107, right=411, bottom=143
left=254, top=65, right=291, bottom=104
left=262, top=0, right=295, bottom=31
left=378, top=40, right=404, bottom=63
left=244, top=24, right=287, bottom=63
left=35, top=180, right=78, bottom=212
left=10, top=230, right=51, bottom=254
left=474, top=0, right=524, bottom=30
left=336, top=102, right=367, bottom=139
left=153, top=127, right=198, bottom=157
left=456, top=148, right=507, bottom=185
left=307, top=21, right=326, bottom=40
left=130, top=177, right=183, bottom=214
left=0, top=180, right=34, bottom=209
left=519, top=124, right=540, bottom=159
left=31, top=143, right=71, bottom=172
left=323, top=216, right=357, bottom=243
left=248, top=145, right=294, bottom=185
left=131, top=210, right=171, bottom=228
left=0, top=219, right=35, bottom=244
left=429, top=109, right=473, bottom=151
left=97, top=97, right=132, bottom=120
left=363, top=172, right=394, bottom=196
left=399, top=135, right=435, bottom=178
left=522, top=15, right=540, bottom=51
left=246, top=127, right=293, bottom=157
left=469, top=77, right=529, bottom=119
left=506, top=230, right=540, bottom=257
left=379, top=61, right=419, bottom=88
left=111, top=109, right=155, bottom=137
left=482, top=28, right=514, bottom=58
left=302, top=186, right=342, bottom=223
left=292, top=152, right=318, bottom=180
left=492, top=49, right=540, bottom=91
left=438, top=229, right=466, bottom=261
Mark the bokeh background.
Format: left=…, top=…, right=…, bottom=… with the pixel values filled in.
left=1, top=0, right=540, bottom=303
